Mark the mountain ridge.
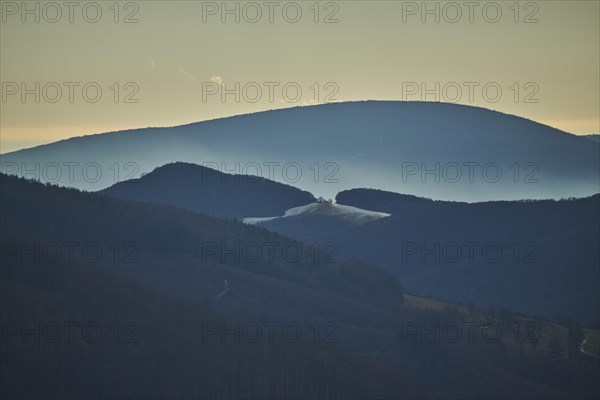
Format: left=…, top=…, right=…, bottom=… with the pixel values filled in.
left=2, top=101, right=597, bottom=201
left=1, top=100, right=581, bottom=156
left=100, top=162, right=316, bottom=219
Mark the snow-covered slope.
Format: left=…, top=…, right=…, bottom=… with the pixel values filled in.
left=244, top=202, right=390, bottom=225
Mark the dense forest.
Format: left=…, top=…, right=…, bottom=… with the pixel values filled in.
left=1, top=174, right=599, bottom=398
left=257, top=188, right=600, bottom=324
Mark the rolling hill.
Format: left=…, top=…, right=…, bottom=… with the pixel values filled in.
left=100, top=162, right=315, bottom=219
left=255, top=189, right=600, bottom=324
left=1, top=101, right=598, bottom=201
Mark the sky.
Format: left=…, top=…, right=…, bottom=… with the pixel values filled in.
left=1, top=0, right=599, bottom=153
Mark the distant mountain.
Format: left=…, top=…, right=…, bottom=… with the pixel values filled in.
left=1, top=101, right=598, bottom=201
left=255, top=188, right=600, bottom=324
left=100, top=162, right=315, bottom=219
left=581, top=134, right=600, bottom=143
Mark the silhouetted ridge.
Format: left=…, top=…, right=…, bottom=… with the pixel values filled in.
left=336, top=188, right=440, bottom=214
left=100, top=162, right=316, bottom=219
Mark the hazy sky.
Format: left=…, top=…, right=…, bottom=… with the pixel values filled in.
left=1, top=0, right=599, bottom=153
